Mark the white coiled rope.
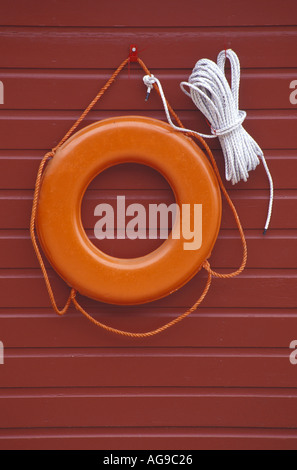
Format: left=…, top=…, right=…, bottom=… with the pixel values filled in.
left=143, top=49, right=273, bottom=233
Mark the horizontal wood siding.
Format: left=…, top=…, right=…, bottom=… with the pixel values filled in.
left=1, top=0, right=296, bottom=27
left=0, top=0, right=296, bottom=450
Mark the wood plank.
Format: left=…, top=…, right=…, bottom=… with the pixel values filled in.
left=0, top=427, right=296, bottom=450
left=0, top=151, right=294, bottom=191
left=0, top=69, right=296, bottom=110
left=1, top=1, right=296, bottom=453
left=1, top=0, right=296, bottom=27
left=0, top=388, right=297, bottom=429
left=0, top=110, right=295, bottom=150
left=80, top=189, right=297, bottom=232
left=0, top=188, right=295, bottom=230
left=1, top=230, right=296, bottom=269
left=0, top=268, right=296, bottom=309
left=0, top=27, right=297, bottom=69
left=0, top=308, right=296, bottom=348
left=0, top=348, right=296, bottom=388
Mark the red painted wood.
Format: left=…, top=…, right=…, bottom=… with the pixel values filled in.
left=1, top=348, right=295, bottom=388
left=0, top=269, right=296, bottom=309
left=0, top=189, right=295, bottom=230
left=0, top=150, right=297, bottom=190
left=0, top=27, right=297, bottom=69
left=0, top=309, right=296, bottom=348
left=0, top=427, right=297, bottom=450
left=0, top=111, right=296, bottom=150
left=0, top=1, right=296, bottom=450
left=1, top=151, right=296, bottom=190
left=2, top=0, right=296, bottom=27
left=0, top=69, right=296, bottom=110
left=1, top=230, right=296, bottom=269
left=0, top=388, right=296, bottom=429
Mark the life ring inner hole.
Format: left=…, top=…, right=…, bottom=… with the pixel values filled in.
left=80, top=162, right=177, bottom=259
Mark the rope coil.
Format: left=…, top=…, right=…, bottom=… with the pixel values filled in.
left=31, top=52, right=247, bottom=338
left=143, top=49, right=274, bottom=234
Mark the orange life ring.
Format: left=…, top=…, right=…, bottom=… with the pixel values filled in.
left=36, top=116, right=222, bottom=305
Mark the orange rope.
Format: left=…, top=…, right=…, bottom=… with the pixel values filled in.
left=137, top=57, right=247, bottom=279
left=30, top=53, right=247, bottom=337
left=194, top=140, right=247, bottom=279
left=52, top=58, right=130, bottom=153
left=30, top=151, right=74, bottom=315
left=71, top=268, right=212, bottom=338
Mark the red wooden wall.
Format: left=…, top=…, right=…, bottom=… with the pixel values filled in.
left=0, top=0, right=297, bottom=450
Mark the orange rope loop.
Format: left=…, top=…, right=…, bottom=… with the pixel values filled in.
left=30, top=53, right=247, bottom=337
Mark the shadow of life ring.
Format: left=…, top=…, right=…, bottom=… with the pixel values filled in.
left=36, top=116, right=222, bottom=305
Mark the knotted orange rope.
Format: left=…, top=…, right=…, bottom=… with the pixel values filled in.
left=30, top=53, right=247, bottom=338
